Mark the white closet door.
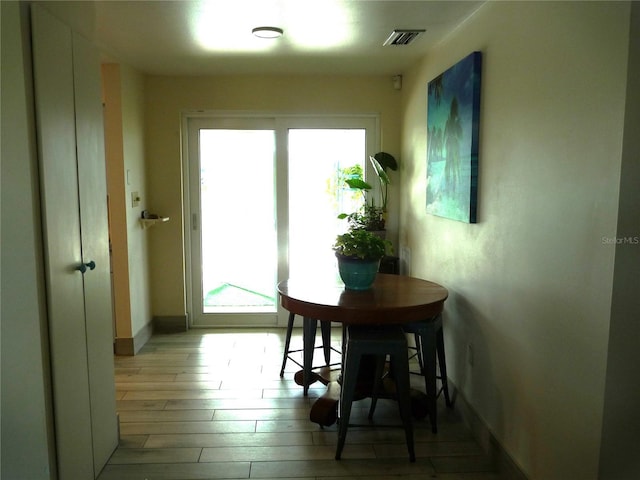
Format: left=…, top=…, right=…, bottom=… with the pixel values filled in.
left=31, top=5, right=94, bottom=479
left=73, top=31, right=119, bottom=473
left=32, top=5, right=118, bottom=478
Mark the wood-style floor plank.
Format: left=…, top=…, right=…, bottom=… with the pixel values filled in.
left=143, top=431, right=314, bottom=449
left=199, top=444, right=376, bottom=462
left=108, top=447, right=202, bottom=464
left=249, top=458, right=435, bottom=478
left=118, top=409, right=215, bottom=422
left=119, top=420, right=257, bottom=435
left=99, top=462, right=249, bottom=480
left=98, top=328, right=505, bottom=480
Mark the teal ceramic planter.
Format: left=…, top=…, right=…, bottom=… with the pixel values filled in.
left=336, top=254, right=380, bottom=290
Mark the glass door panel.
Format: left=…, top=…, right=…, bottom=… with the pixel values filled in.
left=188, top=118, right=278, bottom=326
left=200, top=129, right=276, bottom=313
left=288, top=129, right=366, bottom=282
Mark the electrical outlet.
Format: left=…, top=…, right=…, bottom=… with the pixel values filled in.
left=131, top=191, right=140, bottom=208
left=467, top=343, right=474, bottom=366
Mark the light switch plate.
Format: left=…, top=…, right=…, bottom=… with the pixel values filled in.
left=131, top=191, right=140, bottom=207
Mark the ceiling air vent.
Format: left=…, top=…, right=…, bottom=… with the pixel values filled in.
left=383, top=29, right=426, bottom=46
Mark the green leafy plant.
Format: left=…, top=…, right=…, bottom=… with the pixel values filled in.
left=343, top=204, right=385, bottom=231
left=337, top=152, right=398, bottom=231
left=333, top=229, right=391, bottom=260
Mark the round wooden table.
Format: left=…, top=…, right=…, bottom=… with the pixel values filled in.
left=278, top=273, right=448, bottom=325
left=277, top=273, right=449, bottom=428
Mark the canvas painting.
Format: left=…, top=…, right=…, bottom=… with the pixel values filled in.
left=426, top=51, right=482, bottom=223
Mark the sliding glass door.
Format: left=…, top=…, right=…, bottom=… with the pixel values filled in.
left=185, top=115, right=377, bottom=327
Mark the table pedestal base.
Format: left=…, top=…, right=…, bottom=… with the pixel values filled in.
left=295, top=362, right=431, bottom=428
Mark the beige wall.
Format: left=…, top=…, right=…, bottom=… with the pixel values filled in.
left=103, top=62, right=153, bottom=350
left=144, top=75, right=402, bottom=317
left=103, top=63, right=133, bottom=340
left=121, top=64, right=153, bottom=339
left=400, top=2, right=632, bottom=479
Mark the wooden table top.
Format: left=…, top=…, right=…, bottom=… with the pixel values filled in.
left=277, top=273, right=448, bottom=325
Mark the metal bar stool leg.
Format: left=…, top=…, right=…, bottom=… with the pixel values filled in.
left=390, top=353, right=416, bottom=462
left=436, top=326, right=452, bottom=407
left=279, top=312, right=296, bottom=377
left=416, top=318, right=439, bottom=434
left=302, top=316, right=318, bottom=396
left=413, top=320, right=453, bottom=408
left=320, top=319, right=332, bottom=366
left=414, top=333, right=424, bottom=369
left=367, top=354, right=387, bottom=420
left=335, top=339, right=361, bottom=460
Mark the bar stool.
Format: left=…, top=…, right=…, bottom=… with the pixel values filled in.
left=279, top=312, right=335, bottom=377
left=336, top=325, right=415, bottom=462
left=403, top=313, right=453, bottom=434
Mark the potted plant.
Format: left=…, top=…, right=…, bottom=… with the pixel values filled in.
left=338, top=152, right=398, bottom=233
left=333, top=229, right=392, bottom=290
left=342, top=204, right=385, bottom=232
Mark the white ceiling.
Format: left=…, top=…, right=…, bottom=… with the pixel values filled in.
left=41, top=0, right=485, bottom=76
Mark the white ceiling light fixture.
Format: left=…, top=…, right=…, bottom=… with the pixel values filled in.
left=252, top=26, right=284, bottom=39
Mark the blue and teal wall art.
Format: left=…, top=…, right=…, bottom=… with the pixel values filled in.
left=426, top=51, right=482, bottom=223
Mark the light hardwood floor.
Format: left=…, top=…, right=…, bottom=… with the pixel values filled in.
left=98, top=328, right=505, bottom=480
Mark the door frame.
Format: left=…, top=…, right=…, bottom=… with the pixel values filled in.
left=181, top=111, right=380, bottom=328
